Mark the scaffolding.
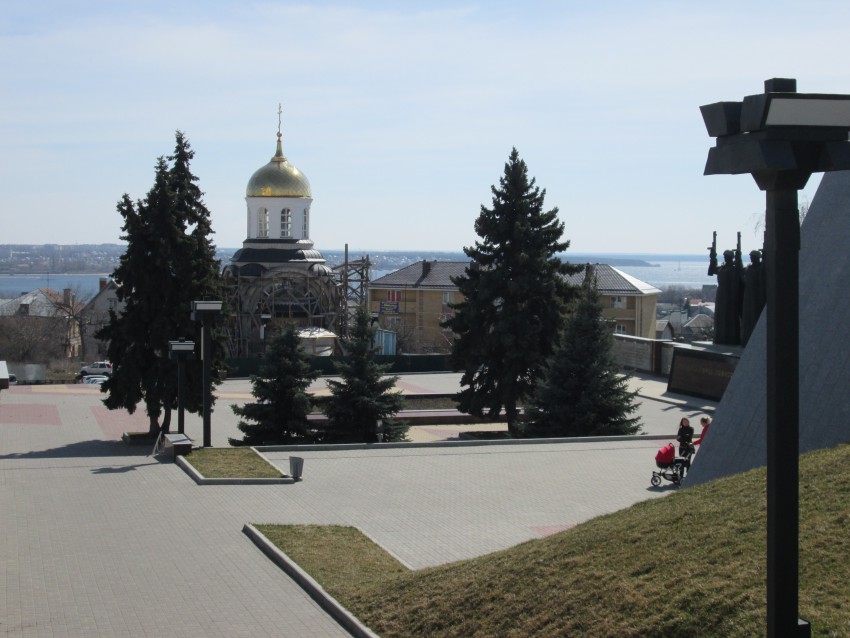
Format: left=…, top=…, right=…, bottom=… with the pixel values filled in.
left=223, top=246, right=371, bottom=357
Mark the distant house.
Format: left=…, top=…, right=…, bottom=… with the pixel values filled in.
left=368, top=260, right=661, bottom=353
left=368, top=260, right=468, bottom=354
left=79, top=278, right=122, bottom=359
left=0, top=287, right=83, bottom=358
left=682, top=313, right=714, bottom=341
left=566, top=264, right=661, bottom=339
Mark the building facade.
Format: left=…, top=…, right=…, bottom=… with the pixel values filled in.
left=565, top=264, right=661, bottom=339
left=369, top=261, right=467, bottom=354
left=369, top=261, right=660, bottom=353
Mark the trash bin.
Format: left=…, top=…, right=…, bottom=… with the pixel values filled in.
left=289, top=456, right=304, bottom=481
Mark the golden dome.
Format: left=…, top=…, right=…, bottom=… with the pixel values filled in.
left=246, top=135, right=312, bottom=198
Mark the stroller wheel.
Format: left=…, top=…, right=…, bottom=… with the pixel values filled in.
left=650, top=474, right=661, bottom=487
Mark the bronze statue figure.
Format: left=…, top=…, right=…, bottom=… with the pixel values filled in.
left=708, top=232, right=744, bottom=345
left=741, top=249, right=766, bottom=346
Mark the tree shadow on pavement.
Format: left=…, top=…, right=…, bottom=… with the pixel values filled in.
left=0, top=439, right=160, bottom=460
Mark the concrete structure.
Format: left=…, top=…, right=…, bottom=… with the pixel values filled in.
left=687, top=170, right=850, bottom=486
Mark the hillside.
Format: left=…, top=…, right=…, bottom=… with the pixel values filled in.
left=265, top=444, right=850, bottom=637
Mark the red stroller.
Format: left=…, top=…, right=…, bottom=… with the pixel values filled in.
left=651, top=442, right=694, bottom=487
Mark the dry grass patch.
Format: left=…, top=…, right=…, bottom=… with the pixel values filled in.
left=185, top=447, right=283, bottom=479
left=259, top=444, right=850, bottom=638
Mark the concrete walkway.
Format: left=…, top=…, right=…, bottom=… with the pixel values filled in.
left=0, top=373, right=715, bottom=637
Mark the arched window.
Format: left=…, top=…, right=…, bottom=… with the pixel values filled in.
left=258, top=207, right=269, bottom=238
left=303, top=207, right=310, bottom=238
left=281, top=208, right=292, bottom=237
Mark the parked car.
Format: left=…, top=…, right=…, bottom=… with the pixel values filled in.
left=80, top=361, right=112, bottom=376
left=83, top=375, right=108, bottom=385
left=8, top=373, right=16, bottom=385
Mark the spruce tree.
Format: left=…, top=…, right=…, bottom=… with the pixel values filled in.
left=444, top=148, right=580, bottom=435
left=229, top=325, right=318, bottom=446
left=324, top=306, right=407, bottom=443
left=524, top=272, right=641, bottom=437
left=97, top=132, right=224, bottom=436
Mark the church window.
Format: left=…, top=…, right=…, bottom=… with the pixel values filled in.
left=281, top=208, right=292, bottom=237
left=303, top=207, right=310, bottom=237
left=258, top=208, right=269, bottom=238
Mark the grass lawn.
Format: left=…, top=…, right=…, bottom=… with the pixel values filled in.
left=257, top=444, right=850, bottom=638
left=184, top=447, right=284, bottom=479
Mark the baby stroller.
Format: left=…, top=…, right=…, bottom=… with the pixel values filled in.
left=650, top=442, right=694, bottom=487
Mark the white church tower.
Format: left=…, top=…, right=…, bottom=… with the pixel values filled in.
left=223, top=109, right=340, bottom=357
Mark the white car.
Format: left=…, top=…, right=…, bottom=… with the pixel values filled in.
left=80, top=361, right=112, bottom=376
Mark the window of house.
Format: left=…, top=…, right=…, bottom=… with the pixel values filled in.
left=387, top=290, right=402, bottom=302
left=611, top=296, right=627, bottom=309
left=258, top=208, right=269, bottom=238
left=615, top=323, right=627, bottom=334
left=442, top=291, right=453, bottom=304
left=280, top=208, right=291, bottom=237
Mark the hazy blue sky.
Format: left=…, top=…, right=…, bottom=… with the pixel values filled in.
left=2, top=1, right=847, bottom=254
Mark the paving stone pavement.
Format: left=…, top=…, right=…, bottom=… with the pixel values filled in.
left=0, top=375, right=713, bottom=637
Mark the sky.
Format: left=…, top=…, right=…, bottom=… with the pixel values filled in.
left=2, top=1, right=848, bottom=255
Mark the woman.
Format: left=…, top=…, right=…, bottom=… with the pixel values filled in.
left=676, top=417, right=694, bottom=457
left=694, top=416, right=711, bottom=446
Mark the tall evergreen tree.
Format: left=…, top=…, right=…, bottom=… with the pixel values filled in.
left=524, top=270, right=641, bottom=437
left=229, top=325, right=318, bottom=446
left=97, top=132, right=225, bottom=436
left=444, top=148, right=580, bottom=435
left=324, top=306, right=407, bottom=443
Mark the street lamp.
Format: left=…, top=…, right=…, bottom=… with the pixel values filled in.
left=701, top=78, right=850, bottom=638
left=168, top=339, right=195, bottom=435
left=191, top=300, right=223, bottom=447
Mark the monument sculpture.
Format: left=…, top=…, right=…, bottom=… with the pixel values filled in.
left=741, top=249, right=766, bottom=346
left=707, top=232, right=744, bottom=345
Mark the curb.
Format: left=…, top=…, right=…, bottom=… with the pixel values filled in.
left=256, top=433, right=672, bottom=453
left=175, top=455, right=297, bottom=485
left=242, top=524, right=380, bottom=638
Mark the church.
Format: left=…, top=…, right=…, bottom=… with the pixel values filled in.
left=222, top=118, right=343, bottom=357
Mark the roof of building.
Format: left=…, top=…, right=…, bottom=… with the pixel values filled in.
left=683, top=313, right=714, bottom=329
left=246, top=134, right=311, bottom=198
left=0, top=288, right=82, bottom=317
left=370, top=260, right=469, bottom=289
left=566, top=263, right=661, bottom=296
left=370, top=260, right=661, bottom=297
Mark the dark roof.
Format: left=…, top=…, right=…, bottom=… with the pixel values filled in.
left=370, top=260, right=469, bottom=289
left=566, top=263, right=661, bottom=296
left=371, top=260, right=660, bottom=296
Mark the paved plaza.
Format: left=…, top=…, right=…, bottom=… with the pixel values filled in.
left=0, top=374, right=715, bottom=637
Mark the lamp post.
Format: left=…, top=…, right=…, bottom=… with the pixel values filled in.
left=168, top=339, right=195, bottom=435
left=701, top=78, right=850, bottom=638
left=191, top=300, right=222, bottom=447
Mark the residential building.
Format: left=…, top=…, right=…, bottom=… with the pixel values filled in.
left=0, top=287, right=82, bottom=358
left=566, top=264, right=661, bottom=339
left=368, top=260, right=661, bottom=353
left=79, top=278, right=122, bottom=359
left=369, top=260, right=467, bottom=354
